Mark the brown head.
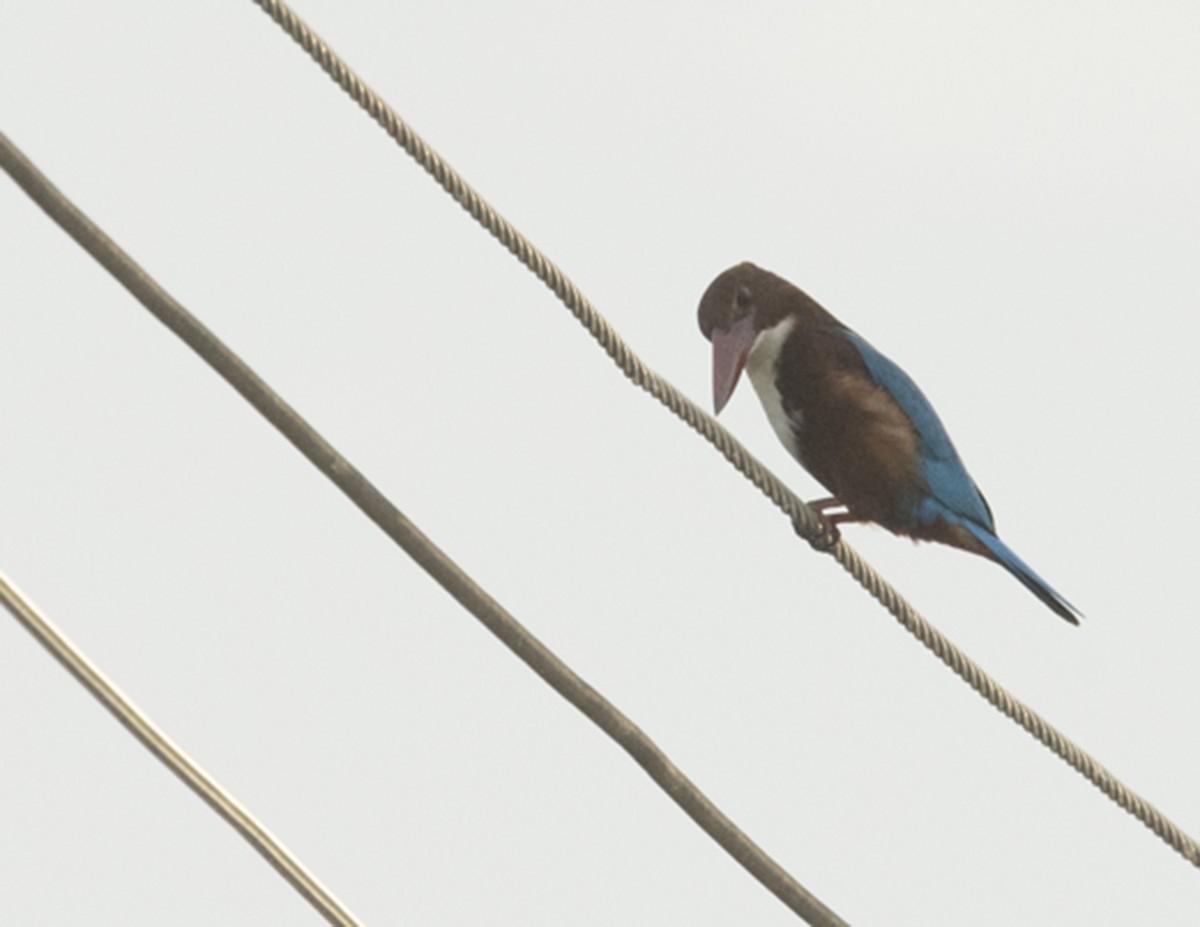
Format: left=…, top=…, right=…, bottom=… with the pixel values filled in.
left=697, top=262, right=834, bottom=413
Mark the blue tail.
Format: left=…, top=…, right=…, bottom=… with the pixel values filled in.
left=960, top=520, right=1081, bottom=625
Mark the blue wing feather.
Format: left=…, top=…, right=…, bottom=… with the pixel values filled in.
left=839, top=329, right=994, bottom=530
left=834, top=329, right=1080, bottom=623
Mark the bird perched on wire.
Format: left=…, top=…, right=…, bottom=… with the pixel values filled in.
left=698, top=261, right=1080, bottom=624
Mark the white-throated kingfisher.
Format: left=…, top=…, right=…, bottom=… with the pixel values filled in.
left=698, top=261, right=1081, bottom=624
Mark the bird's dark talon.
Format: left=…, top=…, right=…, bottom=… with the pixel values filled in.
left=796, top=515, right=840, bottom=552
left=815, top=517, right=841, bottom=551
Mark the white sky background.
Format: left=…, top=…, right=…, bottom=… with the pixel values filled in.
left=2, top=2, right=1198, bottom=924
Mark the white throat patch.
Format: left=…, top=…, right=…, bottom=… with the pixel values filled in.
left=744, top=315, right=801, bottom=455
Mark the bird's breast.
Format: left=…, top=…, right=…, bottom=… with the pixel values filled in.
left=745, top=316, right=803, bottom=457
left=746, top=318, right=928, bottom=529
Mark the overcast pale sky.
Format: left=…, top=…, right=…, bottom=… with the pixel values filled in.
left=3, top=2, right=1199, bottom=924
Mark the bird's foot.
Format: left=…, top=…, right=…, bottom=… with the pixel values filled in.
left=798, top=498, right=850, bottom=552
left=797, top=512, right=842, bottom=552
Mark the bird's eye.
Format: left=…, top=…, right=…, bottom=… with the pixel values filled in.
left=734, top=285, right=752, bottom=314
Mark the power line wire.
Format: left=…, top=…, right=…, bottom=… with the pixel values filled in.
left=0, top=132, right=849, bottom=927
left=0, top=572, right=363, bottom=927
left=247, top=0, right=1200, bottom=870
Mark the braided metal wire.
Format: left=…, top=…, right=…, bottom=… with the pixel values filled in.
left=252, top=0, right=1199, bottom=868
left=832, top=543, right=1199, bottom=863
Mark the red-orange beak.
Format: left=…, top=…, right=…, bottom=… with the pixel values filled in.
left=711, top=314, right=757, bottom=414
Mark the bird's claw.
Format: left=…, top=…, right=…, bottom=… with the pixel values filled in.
left=798, top=513, right=841, bottom=552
